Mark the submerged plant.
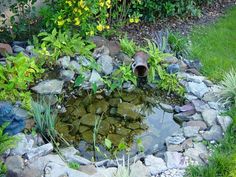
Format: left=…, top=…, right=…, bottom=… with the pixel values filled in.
left=218, top=69, right=236, bottom=107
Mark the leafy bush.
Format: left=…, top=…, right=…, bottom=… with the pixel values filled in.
left=35, top=29, right=95, bottom=63
left=120, top=36, right=138, bottom=57
left=218, top=69, right=236, bottom=107
left=0, top=53, right=44, bottom=109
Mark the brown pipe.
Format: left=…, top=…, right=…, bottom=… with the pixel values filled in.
left=132, top=51, right=149, bottom=77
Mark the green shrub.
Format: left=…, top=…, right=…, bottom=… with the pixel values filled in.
left=0, top=53, right=44, bottom=109
left=35, top=29, right=95, bottom=63
left=218, top=69, right=236, bottom=107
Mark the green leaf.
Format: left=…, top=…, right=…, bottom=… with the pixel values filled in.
left=92, top=82, right=98, bottom=94
left=104, top=138, right=112, bottom=149
left=74, top=75, right=85, bottom=87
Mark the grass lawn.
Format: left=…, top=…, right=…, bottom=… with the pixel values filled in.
left=190, top=6, right=236, bottom=81
left=186, top=6, right=236, bottom=177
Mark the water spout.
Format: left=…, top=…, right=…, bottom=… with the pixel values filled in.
left=132, top=51, right=149, bottom=77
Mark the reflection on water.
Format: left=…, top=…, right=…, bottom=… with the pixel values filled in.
left=57, top=90, right=181, bottom=160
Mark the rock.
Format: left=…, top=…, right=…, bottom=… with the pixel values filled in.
left=93, top=45, right=110, bottom=59
left=117, top=102, right=141, bottom=120
left=11, top=133, right=34, bottom=156
left=0, top=102, right=26, bottom=135
left=181, top=138, right=193, bottom=150
left=202, top=109, right=217, bottom=126
left=0, top=43, right=13, bottom=55
left=144, top=155, right=167, bottom=175
left=164, top=151, right=187, bottom=169
left=175, top=104, right=195, bottom=113
left=57, top=56, right=70, bottom=68
left=97, top=55, right=113, bottom=75
left=116, top=52, right=133, bottom=65
left=60, top=70, right=75, bottom=81
left=79, top=165, right=97, bottom=175
left=26, top=45, right=34, bottom=53
left=167, top=64, right=180, bottom=74
left=13, top=106, right=30, bottom=119
left=89, top=70, right=103, bottom=85
left=25, top=143, right=54, bottom=161
left=107, top=40, right=121, bottom=57
left=164, top=56, right=178, bottom=64
left=174, top=110, right=195, bottom=122
left=191, top=99, right=209, bottom=112
left=186, top=82, right=209, bottom=98
left=88, top=100, right=109, bottom=114
left=185, top=94, right=198, bottom=101
left=216, top=115, right=233, bottom=132
left=13, top=45, right=25, bottom=53
left=5, top=155, right=24, bottom=174
left=130, top=160, right=150, bottom=177
left=191, top=113, right=203, bottom=120
left=184, top=142, right=208, bottom=164
left=69, top=60, right=81, bottom=73
left=183, top=121, right=207, bottom=130
left=202, top=124, right=223, bottom=141
left=183, top=126, right=200, bottom=138
left=203, top=79, right=214, bottom=87
left=167, top=144, right=183, bottom=152
left=90, top=36, right=109, bottom=48
left=80, top=113, right=99, bottom=126
left=94, top=167, right=117, bottom=177
left=182, top=73, right=205, bottom=83
left=107, top=134, right=123, bottom=146
left=166, top=135, right=185, bottom=145
left=159, top=103, right=174, bottom=113
left=32, top=80, right=64, bottom=94
left=76, top=55, right=91, bottom=67
left=60, top=146, right=78, bottom=158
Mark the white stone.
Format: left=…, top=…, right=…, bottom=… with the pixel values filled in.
left=216, top=115, right=233, bottom=132
left=164, top=152, right=187, bottom=169
left=145, top=155, right=167, bottom=175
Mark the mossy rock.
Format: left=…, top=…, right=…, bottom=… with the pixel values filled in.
left=80, top=113, right=100, bottom=126
left=87, top=100, right=109, bottom=114
left=117, top=102, right=141, bottom=120
left=107, top=134, right=123, bottom=146
left=82, top=130, right=94, bottom=143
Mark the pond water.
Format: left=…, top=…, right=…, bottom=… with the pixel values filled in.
left=56, top=90, right=181, bottom=161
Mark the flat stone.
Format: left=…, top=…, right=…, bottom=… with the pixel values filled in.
left=186, top=82, right=209, bottom=98
left=69, top=60, right=81, bottom=73
left=89, top=70, right=103, bottom=85
left=0, top=43, right=13, bottom=55
left=183, top=121, right=207, bottom=130
left=202, top=124, right=223, bottom=141
left=191, top=99, right=209, bottom=112
left=183, top=126, right=200, bottom=137
left=13, top=45, right=25, bottom=53
left=60, top=70, right=75, bottom=81
left=184, top=142, right=208, bottom=164
left=164, top=151, right=187, bottom=169
left=60, top=146, right=78, bottom=159
left=57, top=56, right=70, bottom=68
left=191, top=113, right=203, bottom=120
left=166, top=135, right=185, bottom=145
left=26, top=143, right=53, bottom=161
left=116, top=52, right=133, bottom=65
left=5, top=155, right=24, bottom=172
left=93, top=45, right=110, bottom=59
left=144, top=155, right=167, bottom=175
left=174, top=110, right=195, bottom=122
left=32, top=80, right=64, bottom=94
left=97, top=55, right=113, bottom=75
left=167, top=144, right=183, bottom=152
left=217, top=115, right=233, bottom=132
left=159, top=103, right=174, bottom=113
left=202, top=109, right=218, bottom=127
left=80, top=113, right=99, bottom=126
left=79, top=165, right=97, bottom=175
left=88, top=100, right=109, bottom=114
left=117, top=102, right=141, bottom=120
left=11, top=133, right=34, bottom=156
left=94, top=167, right=117, bottom=177
left=185, top=94, right=198, bottom=101
left=107, top=134, right=123, bottom=146
left=130, top=160, right=150, bottom=177
left=175, top=104, right=195, bottom=113
left=181, top=138, right=193, bottom=150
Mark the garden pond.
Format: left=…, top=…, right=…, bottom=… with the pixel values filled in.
left=56, top=90, right=182, bottom=161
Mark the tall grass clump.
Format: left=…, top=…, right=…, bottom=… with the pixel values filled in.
left=218, top=69, right=236, bottom=107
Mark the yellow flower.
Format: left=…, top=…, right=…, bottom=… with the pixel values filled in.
left=73, top=8, right=78, bottom=13
left=57, top=20, right=65, bottom=26
left=90, top=30, right=95, bottom=36
left=134, top=18, right=140, bottom=23
left=106, top=0, right=111, bottom=8
left=99, top=2, right=104, bottom=7
left=97, top=24, right=103, bottom=31
left=67, top=18, right=72, bottom=22
left=78, top=9, right=82, bottom=15
left=79, top=0, right=85, bottom=8
left=105, top=13, right=109, bottom=18
left=105, top=25, right=110, bottom=30
left=66, top=0, right=72, bottom=6
left=129, top=18, right=134, bottom=23
left=74, top=18, right=80, bottom=26
left=84, top=6, right=89, bottom=11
